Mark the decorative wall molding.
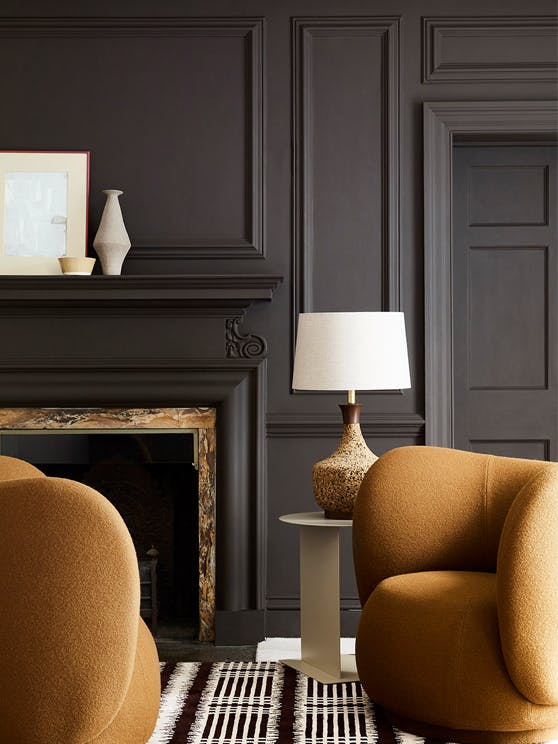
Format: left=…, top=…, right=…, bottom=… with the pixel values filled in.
left=423, top=100, right=558, bottom=448
left=225, top=317, right=267, bottom=358
left=291, top=16, right=400, bottom=353
left=469, top=438, right=551, bottom=461
left=0, top=16, right=264, bottom=259
left=266, top=412, right=424, bottom=438
left=423, top=16, right=558, bottom=83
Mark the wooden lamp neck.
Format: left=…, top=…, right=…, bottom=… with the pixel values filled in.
left=339, top=402, right=362, bottom=424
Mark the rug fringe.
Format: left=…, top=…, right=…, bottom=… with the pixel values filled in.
left=267, top=660, right=285, bottom=742
left=148, top=662, right=200, bottom=744
left=363, top=691, right=380, bottom=744
left=292, top=667, right=308, bottom=744
left=393, top=727, right=425, bottom=744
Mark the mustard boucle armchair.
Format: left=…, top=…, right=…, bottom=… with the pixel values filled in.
left=353, top=445, right=558, bottom=744
left=0, top=455, right=160, bottom=744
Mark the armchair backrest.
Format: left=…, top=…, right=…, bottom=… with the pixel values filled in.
left=0, top=474, right=141, bottom=743
left=353, top=446, right=555, bottom=606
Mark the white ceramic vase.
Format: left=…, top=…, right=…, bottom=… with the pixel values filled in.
left=93, top=189, right=131, bottom=275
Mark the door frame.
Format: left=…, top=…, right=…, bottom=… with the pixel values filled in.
left=423, top=100, right=558, bottom=447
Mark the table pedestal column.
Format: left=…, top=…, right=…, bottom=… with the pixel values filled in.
left=281, top=524, right=359, bottom=684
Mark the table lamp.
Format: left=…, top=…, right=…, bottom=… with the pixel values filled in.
left=292, top=311, right=411, bottom=518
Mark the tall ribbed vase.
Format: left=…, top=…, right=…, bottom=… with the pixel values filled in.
left=312, top=404, right=378, bottom=519
left=93, top=189, right=131, bottom=276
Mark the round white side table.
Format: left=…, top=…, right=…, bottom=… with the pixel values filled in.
left=279, top=511, right=359, bottom=684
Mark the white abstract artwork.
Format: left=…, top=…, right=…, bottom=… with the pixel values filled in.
left=3, top=171, right=68, bottom=257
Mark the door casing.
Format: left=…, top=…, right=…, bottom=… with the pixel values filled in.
left=423, top=100, right=558, bottom=447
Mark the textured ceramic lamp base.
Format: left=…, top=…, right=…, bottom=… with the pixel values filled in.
left=312, top=404, right=377, bottom=519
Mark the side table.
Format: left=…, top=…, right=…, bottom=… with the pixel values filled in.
left=279, top=511, right=359, bottom=684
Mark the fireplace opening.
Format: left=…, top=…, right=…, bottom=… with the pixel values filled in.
left=1, top=431, right=199, bottom=635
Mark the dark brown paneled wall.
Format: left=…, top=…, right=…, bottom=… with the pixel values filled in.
left=292, top=17, right=400, bottom=318
left=0, top=0, right=555, bottom=639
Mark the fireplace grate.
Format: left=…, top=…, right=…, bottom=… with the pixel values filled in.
left=139, top=546, right=159, bottom=635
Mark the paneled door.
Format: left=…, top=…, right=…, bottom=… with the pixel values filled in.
left=452, top=144, right=557, bottom=461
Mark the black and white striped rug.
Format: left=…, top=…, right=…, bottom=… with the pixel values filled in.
left=148, top=661, right=452, bottom=743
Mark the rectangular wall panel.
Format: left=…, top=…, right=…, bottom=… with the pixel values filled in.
left=423, top=17, right=558, bottom=82
left=470, top=439, right=549, bottom=460
left=292, top=17, right=399, bottom=327
left=0, top=18, right=264, bottom=259
left=468, top=246, right=548, bottom=390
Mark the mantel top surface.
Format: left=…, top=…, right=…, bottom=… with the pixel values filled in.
left=0, top=274, right=283, bottom=309
left=0, top=273, right=282, bottom=289
left=279, top=511, right=353, bottom=527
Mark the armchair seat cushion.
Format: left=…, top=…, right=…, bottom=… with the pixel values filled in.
left=356, top=570, right=558, bottom=733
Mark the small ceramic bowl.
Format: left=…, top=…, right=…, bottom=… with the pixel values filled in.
left=58, top=257, right=96, bottom=275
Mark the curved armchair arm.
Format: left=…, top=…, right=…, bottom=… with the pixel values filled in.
left=0, top=477, right=141, bottom=743
left=0, top=454, right=45, bottom=481
left=497, top=467, right=558, bottom=705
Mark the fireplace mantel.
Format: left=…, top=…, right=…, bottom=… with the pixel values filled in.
left=0, top=274, right=283, bottom=312
left=0, top=274, right=280, bottom=644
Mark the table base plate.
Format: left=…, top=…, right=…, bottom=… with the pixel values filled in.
left=280, top=654, right=359, bottom=684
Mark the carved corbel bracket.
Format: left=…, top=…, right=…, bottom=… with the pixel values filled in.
left=225, top=316, right=267, bottom=358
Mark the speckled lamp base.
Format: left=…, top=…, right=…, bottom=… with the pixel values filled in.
left=312, top=404, right=377, bottom=519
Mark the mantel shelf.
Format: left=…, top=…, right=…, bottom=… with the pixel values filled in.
left=0, top=274, right=283, bottom=312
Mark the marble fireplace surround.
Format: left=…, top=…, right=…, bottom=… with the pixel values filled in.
left=0, top=406, right=217, bottom=641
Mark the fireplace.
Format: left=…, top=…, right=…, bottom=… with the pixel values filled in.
left=0, top=407, right=216, bottom=641
left=0, top=273, right=282, bottom=644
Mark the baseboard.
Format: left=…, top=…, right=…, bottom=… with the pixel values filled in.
left=214, top=610, right=265, bottom=645
left=215, top=608, right=361, bottom=645
left=264, top=609, right=361, bottom=637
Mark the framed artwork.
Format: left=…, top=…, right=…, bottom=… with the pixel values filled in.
left=0, top=151, right=89, bottom=274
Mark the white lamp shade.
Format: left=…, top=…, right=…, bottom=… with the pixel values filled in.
left=292, top=312, right=411, bottom=391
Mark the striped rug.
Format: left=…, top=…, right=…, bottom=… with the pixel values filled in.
left=148, top=660, right=454, bottom=743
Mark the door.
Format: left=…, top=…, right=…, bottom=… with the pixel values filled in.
left=452, top=144, right=557, bottom=461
